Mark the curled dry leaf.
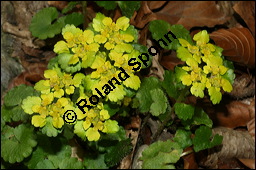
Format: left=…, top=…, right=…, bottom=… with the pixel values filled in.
left=182, top=147, right=198, bottom=169
left=152, top=1, right=229, bottom=30
left=8, top=62, right=47, bottom=90
left=210, top=27, right=255, bottom=68
left=233, top=1, right=255, bottom=36
left=130, top=1, right=158, bottom=29
left=160, top=51, right=185, bottom=70
left=197, top=127, right=255, bottom=169
left=218, top=99, right=254, bottom=129
left=131, top=1, right=229, bottom=30
left=47, top=1, right=68, bottom=10
left=229, top=73, right=255, bottom=99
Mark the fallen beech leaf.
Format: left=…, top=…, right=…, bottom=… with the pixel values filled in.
left=229, top=73, right=255, bottom=99
left=47, top=1, right=68, bottom=10
left=182, top=147, right=198, bottom=169
left=160, top=51, right=185, bottom=70
left=8, top=63, right=47, bottom=90
left=197, top=127, right=255, bottom=169
left=238, top=158, right=255, bottom=169
left=246, top=98, right=255, bottom=141
left=152, top=1, right=229, bottom=30
left=147, top=1, right=167, bottom=10
left=210, top=27, right=255, bottom=68
left=130, top=1, right=157, bottom=29
left=233, top=1, right=255, bottom=36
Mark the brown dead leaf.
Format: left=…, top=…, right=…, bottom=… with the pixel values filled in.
left=47, top=1, right=68, bottom=10
left=233, top=1, right=255, bottom=36
left=130, top=1, right=157, bottom=29
left=202, top=98, right=255, bottom=129
left=210, top=27, right=255, bottom=69
left=152, top=1, right=229, bottom=30
left=160, top=51, right=185, bottom=70
left=131, top=1, right=229, bottom=30
left=8, top=62, right=47, bottom=90
left=218, top=100, right=254, bottom=128
left=238, top=158, right=255, bottom=169
left=229, top=73, right=255, bottom=99
left=197, top=127, right=255, bottom=169
left=182, top=147, right=198, bottom=169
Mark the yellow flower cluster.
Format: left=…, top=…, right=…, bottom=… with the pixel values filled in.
left=22, top=13, right=144, bottom=141
left=22, top=69, right=84, bottom=129
left=176, top=30, right=233, bottom=104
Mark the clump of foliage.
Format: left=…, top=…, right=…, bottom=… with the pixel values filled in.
left=1, top=1, right=235, bottom=169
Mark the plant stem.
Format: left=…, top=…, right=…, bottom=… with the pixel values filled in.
left=151, top=86, right=189, bottom=142
left=81, top=1, right=88, bottom=29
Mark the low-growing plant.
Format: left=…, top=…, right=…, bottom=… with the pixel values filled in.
left=1, top=1, right=235, bottom=169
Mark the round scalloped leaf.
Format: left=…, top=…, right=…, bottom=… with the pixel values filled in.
left=84, top=153, right=108, bottom=169
left=95, top=1, right=117, bottom=10
left=64, top=12, right=84, bottom=26
left=2, top=105, right=29, bottom=122
left=1, top=124, right=37, bottom=164
left=149, top=20, right=171, bottom=41
left=59, top=157, right=83, bottom=169
left=4, top=84, right=39, bottom=107
left=117, top=1, right=141, bottom=18
left=149, top=89, right=168, bottom=116
left=140, top=140, right=182, bottom=169
left=74, top=120, right=87, bottom=141
left=57, top=53, right=81, bottom=73
left=192, top=126, right=223, bottom=152
left=25, top=133, right=71, bottom=169
left=174, top=103, right=195, bottom=121
left=41, top=117, right=62, bottom=137
left=135, top=76, right=161, bottom=113
left=29, top=7, right=65, bottom=39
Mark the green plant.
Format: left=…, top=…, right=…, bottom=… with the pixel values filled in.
left=135, top=20, right=235, bottom=168
left=1, top=2, right=236, bottom=169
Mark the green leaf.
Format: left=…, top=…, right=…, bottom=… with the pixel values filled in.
left=173, top=129, right=192, bottom=149
left=41, top=117, right=62, bottom=137
left=1, top=124, right=37, bottom=163
left=170, top=24, right=193, bottom=45
left=25, top=133, right=71, bottom=169
left=4, top=84, right=39, bottom=107
left=104, top=102, right=120, bottom=117
left=192, top=126, right=223, bottom=152
left=222, top=68, right=235, bottom=85
left=149, top=20, right=171, bottom=41
left=30, top=7, right=65, bottom=39
left=95, top=1, right=117, bottom=10
left=57, top=53, right=81, bottom=73
left=2, top=105, right=29, bottom=122
left=149, top=21, right=184, bottom=50
left=62, top=1, right=79, bottom=14
left=181, top=107, right=213, bottom=129
left=135, top=76, right=161, bottom=113
left=35, top=160, right=55, bottom=169
left=117, top=1, right=141, bottom=18
left=174, top=103, right=195, bottom=120
left=84, top=153, right=108, bottom=169
left=161, top=70, right=185, bottom=99
left=64, top=12, right=84, bottom=26
left=150, top=89, right=168, bottom=116
left=121, top=25, right=139, bottom=42
left=140, top=140, right=182, bottom=169
left=177, top=46, right=192, bottom=61
left=104, top=138, right=132, bottom=167
left=74, top=120, right=87, bottom=141
left=62, top=124, right=74, bottom=140
left=59, top=157, right=83, bottom=169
